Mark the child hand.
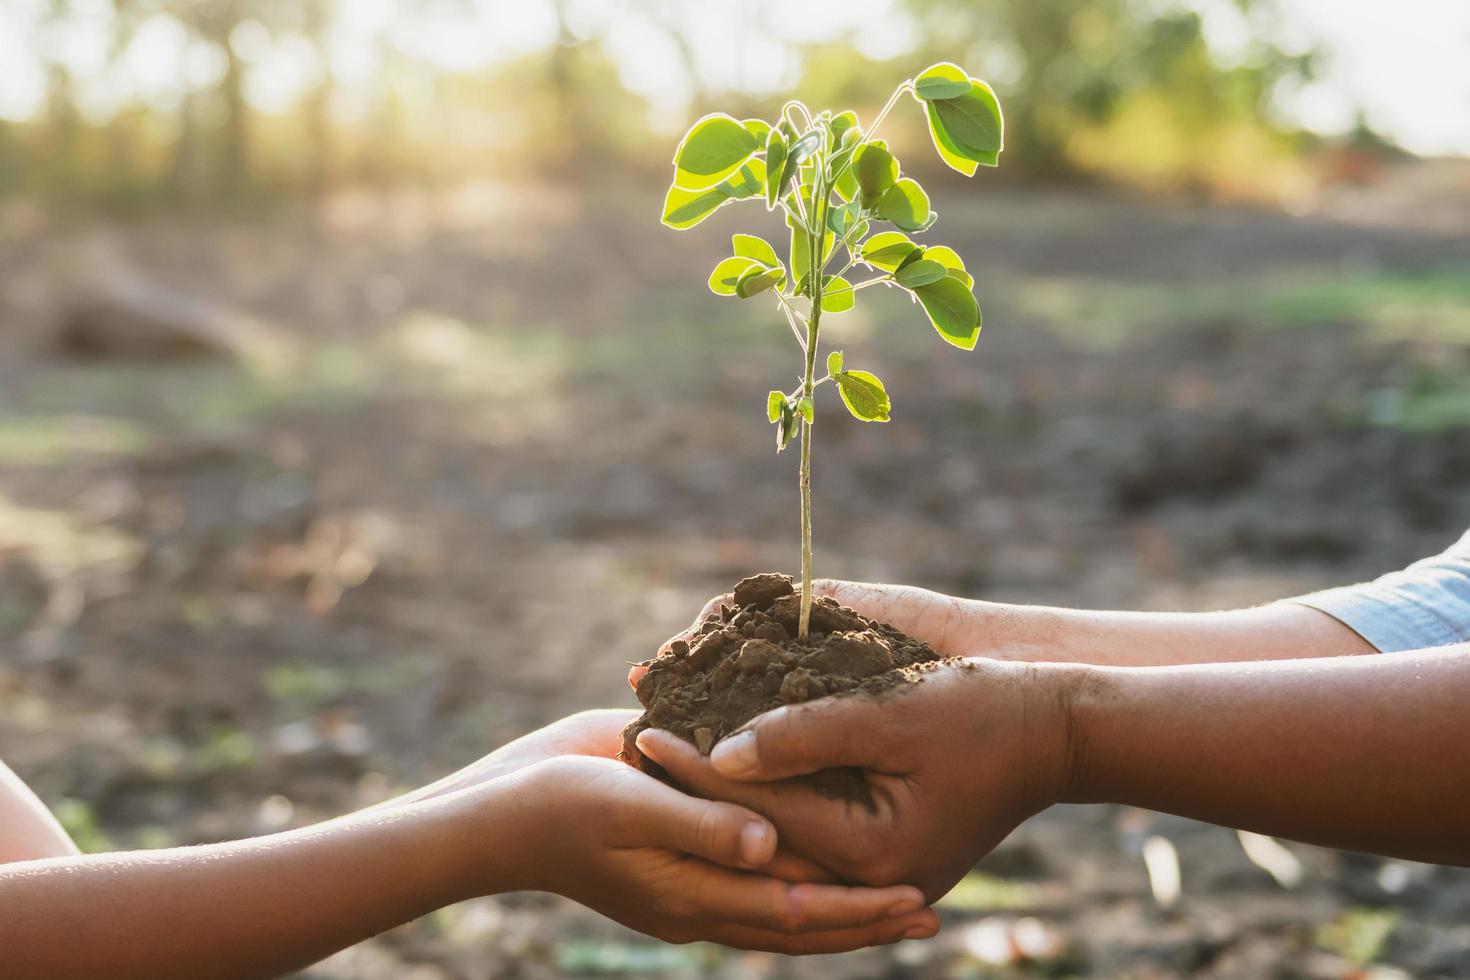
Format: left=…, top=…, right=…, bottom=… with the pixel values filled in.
left=491, top=755, right=939, bottom=953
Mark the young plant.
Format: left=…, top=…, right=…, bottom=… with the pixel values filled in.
left=661, top=63, right=1002, bottom=638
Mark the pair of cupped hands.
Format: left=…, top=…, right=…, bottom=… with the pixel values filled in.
left=470, top=580, right=1075, bottom=955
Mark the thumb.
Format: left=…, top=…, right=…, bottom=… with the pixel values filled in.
left=710, top=697, right=879, bottom=782
left=624, top=779, right=778, bottom=869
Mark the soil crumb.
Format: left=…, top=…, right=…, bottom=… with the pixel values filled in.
left=621, top=573, right=943, bottom=801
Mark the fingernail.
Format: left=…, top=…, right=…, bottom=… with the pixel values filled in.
left=711, top=730, right=759, bottom=776
left=739, top=821, right=773, bottom=867
left=903, top=923, right=935, bottom=940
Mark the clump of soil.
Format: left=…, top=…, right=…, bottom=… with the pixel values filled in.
left=621, top=573, right=943, bottom=801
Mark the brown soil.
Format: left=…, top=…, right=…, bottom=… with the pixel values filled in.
left=621, top=573, right=943, bottom=801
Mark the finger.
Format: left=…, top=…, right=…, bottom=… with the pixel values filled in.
left=707, top=698, right=886, bottom=781
left=677, top=862, right=929, bottom=934
left=636, top=730, right=865, bottom=861
left=706, top=908, right=940, bottom=955
left=757, top=848, right=840, bottom=884
left=617, top=776, right=777, bottom=869
left=628, top=663, right=647, bottom=691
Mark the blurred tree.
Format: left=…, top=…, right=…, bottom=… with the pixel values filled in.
left=899, top=0, right=1318, bottom=184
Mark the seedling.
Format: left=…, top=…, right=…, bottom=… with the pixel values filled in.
left=661, top=63, right=1002, bottom=637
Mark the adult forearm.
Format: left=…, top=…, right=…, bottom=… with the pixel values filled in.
left=1063, top=647, right=1470, bottom=864
left=0, top=793, right=488, bottom=979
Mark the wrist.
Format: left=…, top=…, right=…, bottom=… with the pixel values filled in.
left=1050, top=662, right=1116, bottom=804
left=435, top=771, right=546, bottom=898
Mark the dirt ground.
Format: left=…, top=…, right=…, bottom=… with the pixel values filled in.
left=2, top=165, right=1469, bottom=978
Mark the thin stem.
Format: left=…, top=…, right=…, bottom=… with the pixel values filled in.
left=827, top=80, right=914, bottom=189
left=797, top=164, right=830, bottom=640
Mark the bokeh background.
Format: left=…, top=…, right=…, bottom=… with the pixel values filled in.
left=2, top=1, right=1469, bottom=977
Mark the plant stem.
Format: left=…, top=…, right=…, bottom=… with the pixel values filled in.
left=798, top=170, right=830, bottom=640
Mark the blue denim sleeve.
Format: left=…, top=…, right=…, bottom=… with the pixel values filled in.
left=1289, top=530, right=1470, bottom=653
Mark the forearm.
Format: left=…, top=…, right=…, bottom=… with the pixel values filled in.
left=1062, top=647, right=1470, bottom=864
left=970, top=600, right=1375, bottom=666
left=0, top=791, right=495, bottom=980
left=819, top=581, right=1375, bottom=667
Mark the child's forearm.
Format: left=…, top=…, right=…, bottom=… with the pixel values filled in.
left=0, top=789, right=496, bottom=980
left=968, top=599, right=1376, bottom=666
left=1064, top=646, right=1470, bottom=864
left=813, top=581, right=1377, bottom=668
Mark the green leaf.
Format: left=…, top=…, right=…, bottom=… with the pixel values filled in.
left=853, top=141, right=898, bottom=209
left=788, top=212, right=834, bottom=287
left=895, top=258, right=948, bottom=288
left=767, top=390, right=784, bottom=423
left=833, top=167, right=860, bottom=203
left=827, top=201, right=860, bottom=238
left=779, top=130, right=823, bottom=204
left=928, top=81, right=1003, bottom=170
left=764, top=129, right=788, bottom=208
left=672, top=113, right=760, bottom=188
left=860, top=231, right=920, bottom=272
left=662, top=185, right=731, bottom=230
left=876, top=178, right=931, bottom=232
left=821, top=275, right=854, bottom=314
left=827, top=350, right=844, bottom=375
left=828, top=110, right=859, bottom=145
left=913, top=62, right=972, bottom=100
left=735, top=265, right=784, bottom=298
left=914, top=277, right=981, bottom=349
left=924, top=101, right=978, bottom=176
left=661, top=160, right=766, bottom=230
left=797, top=396, right=814, bottom=423
left=835, top=370, right=891, bottom=422
left=922, top=245, right=973, bottom=287
left=776, top=399, right=801, bottom=452
left=743, top=118, right=771, bottom=144
left=709, top=256, right=761, bottom=296
left=732, top=233, right=781, bottom=269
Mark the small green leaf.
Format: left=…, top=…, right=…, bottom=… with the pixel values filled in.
left=662, top=185, right=731, bottom=230
left=735, top=265, right=784, bottom=298
left=767, top=390, right=784, bottom=423
left=827, top=350, right=844, bottom=375
left=923, top=245, right=973, bottom=287
left=661, top=160, right=765, bottom=230
left=928, top=81, right=1003, bottom=170
left=876, top=178, right=931, bottom=232
left=853, top=141, right=898, bottom=209
left=732, top=233, right=781, bottom=269
left=709, top=256, right=761, bottom=295
left=828, top=110, right=859, bottom=145
left=833, top=167, right=860, bottom=203
left=764, top=129, right=789, bottom=208
left=895, top=258, right=948, bottom=288
left=672, top=113, right=760, bottom=188
left=924, top=101, right=979, bottom=176
left=861, top=231, right=920, bottom=271
left=835, top=370, right=891, bottom=422
left=821, top=275, right=854, bottom=314
left=914, top=276, right=981, bottom=349
left=827, top=201, right=860, bottom=238
left=779, top=130, right=823, bottom=203
left=788, top=211, right=834, bottom=286
left=797, top=396, right=814, bottom=423
left=913, top=62, right=972, bottom=100
left=776, top=399, right=801, bottom=452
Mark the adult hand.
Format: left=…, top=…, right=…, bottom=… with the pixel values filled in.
left=633, top=659, right=1078, bottom=901
left=491, top=756, right=941, bottom=953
